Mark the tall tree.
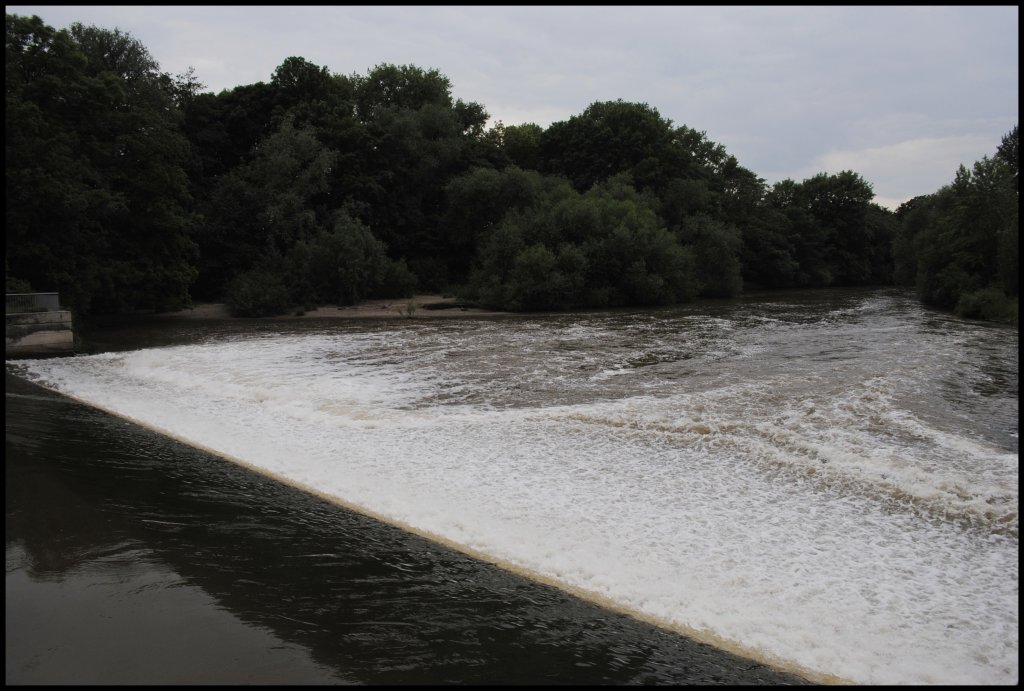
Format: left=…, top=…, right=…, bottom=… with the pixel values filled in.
left=502, top=122, right=544, bottom=171
left=196, top=116, right=337, bottom=298
left=764, top=171, right=883, bottom=287
left=892, top=127, right=1018, bottom=322
left=996, top=125, right=1018, bottom=191
left=348, top=64, right=491, bottom=289
left=540, top=100, right=680, bottom=194
left=353, top=63, right=455, bottom=118
left=441, top=166, right=547, bottom=283
left=6, top=14, right=198, bottom=313
left=676, top=214, right=744, bottom=297
left=468, top=173, right=697, bottom=310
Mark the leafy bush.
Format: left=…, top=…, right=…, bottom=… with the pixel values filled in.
left=225, top=268, right=291, bottom=317
left=468, top=175, right=701, bottom=311
left=374, top=257, right=418, bottom=299
left=6, top=275, right=33, bottom=294
left=955, top=288, right=1018, bottom=324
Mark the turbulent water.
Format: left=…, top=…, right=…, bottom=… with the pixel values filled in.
left=8, top=288, right=1018, bottom=685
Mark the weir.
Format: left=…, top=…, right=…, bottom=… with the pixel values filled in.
left=7, top=289, right=1017, bottom=685
left=5, top=293, right=75, bottom=357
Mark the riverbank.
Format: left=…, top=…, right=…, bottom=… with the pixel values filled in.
left=155, top=295, right=509, bottom=320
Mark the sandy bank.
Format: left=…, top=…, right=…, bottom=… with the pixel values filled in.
left=156, top=295, right=510, bottom=320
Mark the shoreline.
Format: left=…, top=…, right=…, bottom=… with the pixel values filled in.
left=155, top=295, right=511, bottom=320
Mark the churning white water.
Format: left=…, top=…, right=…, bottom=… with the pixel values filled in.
left=10, top=291, right=1018, bottom=684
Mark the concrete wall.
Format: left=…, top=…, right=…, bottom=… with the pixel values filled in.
left=6, top=310, right=75, bottom=356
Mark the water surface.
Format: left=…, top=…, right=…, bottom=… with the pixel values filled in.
left=7, top=288, right=1018, bottom=684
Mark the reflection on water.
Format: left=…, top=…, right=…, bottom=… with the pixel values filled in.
left=5, top=375, right=807, bottom=685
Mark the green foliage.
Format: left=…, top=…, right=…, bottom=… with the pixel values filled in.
left=272, top=56, right=332, bottom=100
left=341, top=65, right=494, bottom=288
left=6, top=13, right=198, bottom=315
left=470, top=176, right=697, bottom=310
left=677, top=214, right=743, bottom=297
left=737, top=208, right=800, bottom=289
left=863, top=204, right=897, bottom=285
left=353, top=63, right=455, bottom=118
left=441, top=166, right=560, bottom=283
left=323, top=212, right=390, bottom=305
left=996, top=125, right=1018, bottom=191
left=195, top=116, right=336, bottom=298
left=795, top=171, right=877, bottom=284
left=505, top=244, right=568, bottom=310
left=13, top=13, right=1010, bottom=324
left=955, top=288, right=1018, bottom=324
left=540, top=100, right=680, bottom=193
left=501, top=122, right=544, bottom=171
left=892, top=127, right=1018, bottom=322
left=284, top=211, right=416, bottom=307
left=225, top=266, right=291, bottom=317
left=6, top=273, right=33, bottom=294
left=377, top=257, right=418, bottom=299
left=996, top=214, right=1018, bottom=297
left=762, top=171, right=887, bottom=288
left=892, top=195, right=932, bottom=285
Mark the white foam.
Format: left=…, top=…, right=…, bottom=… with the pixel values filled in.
left=10, top=320, right=1018, bottom=685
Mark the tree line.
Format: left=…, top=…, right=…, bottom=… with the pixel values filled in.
left=5, top=15, right=1018, bottom=323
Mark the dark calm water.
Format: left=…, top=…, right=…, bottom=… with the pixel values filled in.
left=6, top=288, right=1018, bottom=684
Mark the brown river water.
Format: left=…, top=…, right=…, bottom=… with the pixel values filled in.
left=6, top=287, right=1018, bottom=684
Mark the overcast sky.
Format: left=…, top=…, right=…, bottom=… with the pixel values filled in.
left=9, top=5, right=1019, bottom=210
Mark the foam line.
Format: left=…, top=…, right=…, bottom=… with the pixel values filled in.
left=27, top=380, right=845, bottom=685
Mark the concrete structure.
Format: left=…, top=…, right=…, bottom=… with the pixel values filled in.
left=6, top=293, right=75, bottom=357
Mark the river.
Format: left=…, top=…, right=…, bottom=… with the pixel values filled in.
left=5, top=287, right=1018, bottom=684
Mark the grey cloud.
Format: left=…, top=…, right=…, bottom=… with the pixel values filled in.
left=7, top=5, right=1018, bottom=207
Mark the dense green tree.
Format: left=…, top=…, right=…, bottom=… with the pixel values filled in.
left=223, top=209, right=416, bottom=318
left=272, top=56, right=332, bottom=100
left=176, top=90, right=235, bottom=180
left=15, top=13, right=1013, bottom=323
left=863, top=203, right=898, bottom=285
left=717, top=161, right=767, bottom=226
left=766, top=181, right=828, bottom=286
left=288, top=210, right=414, bottom=307
left=764, top=171, right=886, bottom=288
left=584, top=198, right=696, bottom=306
left=677, top=214, right=744, bottom=297
left=469, top=175, right=696, bottom=310
left=179, top=58, right=357, bottom=188
left=195, top=116, right=337, bottom=298
left=6, top=14, right=198, bottom=314
left=206, top=81, right=280, bottom=165
left=996, top=125, right=1018, bottom=190
left=501, top=122, right=544, bottom=171
left=353, top=63, right=454, bottom=118
left=795, top=171, right=877, bottom=284
left=892, top=127, right=1018, bottom=322
left=659, top=178, right=713, bottom=227
left=540, top=100, right=681, bottom=194
left=440, top=166, right=554, bottom=283
left=224, top=265, right=292, bottom=317
left=737, top=208, right=801, bottom=289
left=892, top=195, right=932, bottom=285
left=348, top=65, right=492, bottom=289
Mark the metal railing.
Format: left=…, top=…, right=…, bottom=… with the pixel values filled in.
left=6, top=293, right=61, bottom=314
